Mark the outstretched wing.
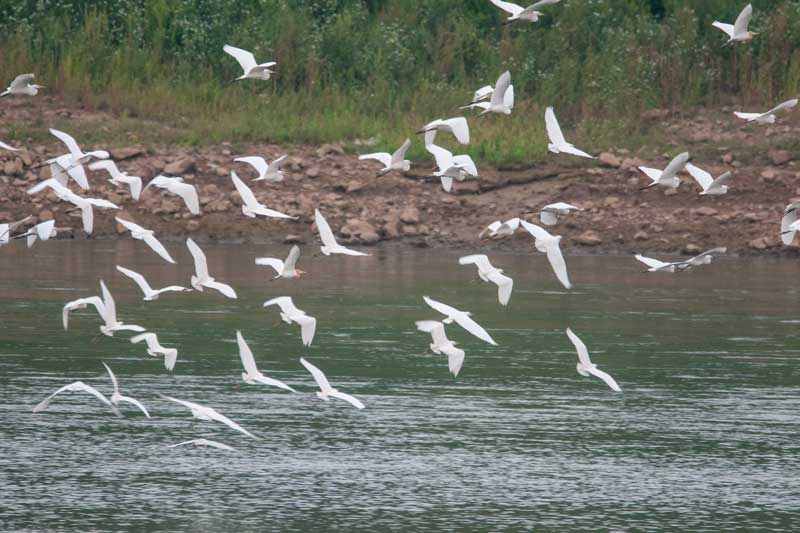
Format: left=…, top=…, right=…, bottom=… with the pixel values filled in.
left=489, top=71, right=511, bottom=109
left=426, top=143, right=454, bottom=172
left=102, top=362, right=120, bottom=395
left=49, top=128, right=82, bottom=159
left=186, top=238, right=209, bottom=280
left=733, top=3, right=753, bottom=37
left=231, top=171, right=259, bottom=208
left=456, top=314, right=498, bottom=346
left=284, top=245, right=300, bottom=271
left=712, top=21, right=735, bottom=38
left=358, top=152, right=392, bottom=167
left=685, top=163, right=713, bottom=190
left=223, top=44, right=257, bottom=72
left=314, top=209, right=339, bottom=249
left=545, top=107, right=566, bottom=146
left=236, top=331, right=259, bottom=375
left=634, top=254, right=671, bottom=270
left=487, top=270, right=513, bottom=306
left=490, top=0, right=524, bottom=16
left=586, top=366, right=622, bottom=392
left=300, top=358, right=332, bottom=393
left=544, top=240, right=572, bottom=289
left=10, top=73, right=35, bottom=89
left=458, top=254, right=493, bottom=272
left=391, top=138, right=412, bottom=163
left=423, top=296, right=459, bottom=318
left=235, top=156, right=269, bottom=176
left=329, top=390, right=365, bottom=409
left=254, top=257, right=284, bottom=274
left=116, top=265, right=153, bottom=295
left=765, top=98, right=798, bottom=117
left=565, top=328, right=592, bottom=367
left=295, top=314, right=316, bottom=346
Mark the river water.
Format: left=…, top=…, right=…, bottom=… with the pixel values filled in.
left=1, top=240, right=798, bottom=531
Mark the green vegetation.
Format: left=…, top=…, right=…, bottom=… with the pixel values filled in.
left=1, top=1, right=800, bottom=164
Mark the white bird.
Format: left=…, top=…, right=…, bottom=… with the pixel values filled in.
left=49, top=153, right=90, bottom=190
left=417, top=117, right=470, bottom=145
left=479, top=217, right=521, bottom=239
left=89, top=160, right=142, bottom=200
left=461, top=71, right=513, bottom=115
left=458, top=255, right=514, bottom=306
left=49, top=128, right=109, bottom=170
left=540, top=202, right=581, bottom=226
left=99, top=280, right=145, bottom=337
left=734, top=98, right=798, bottom=124
left=235, top=154, right=287, bottom=182
left=0, top=215, right=33, bottom=246
left=519, top=220, right=572, bottom=289
left=545, top=107, right=594, bottom=158
left=635, top=247, right=727, bottom=273
left=255, top=245, right=305, bottom=279
left=682, top=247, right=727, bottom=268
left=169, top=439, right=235, bottom=451
left=116, top=265, right=189, bottom=301
left=33, top=380, right=120, bottom=414
left=300, top=358, right=365, bottom=409
left=28, top=179, right=118, bottom=234
left=416, top=320, right=465, bottom=377
left=143, top=175, right=200, bottom=215
left=634, top=254, right=680, bottom=273
left=426, top=143, right=479, bottom=193
left=359, top=138, right=412, bottom=176
left=314, top=208, right=370, bottom=256
left=1, top=73, right=44, bottom=96
left=186, top=237, right=238, bottom=298
left=223, top=44, right=276, bottom=81
left=489, top=0, right=561, bottom=24
left=463, top=81, right=514, bottom=111
left=263, top=296, right=316, bottom=346
left=713, top=4, right=757, bottom=45
left=115, top=217, right=175, bottom=263
left=102, top=363, right=150, bottom=418
left=638, top=152, right=690, bottom=190
left=685, top=163, right=731, bottom=195
left=781, top=201, right=800, bottom=245
left=423, top=295, right=497, bottom=345
left=62, top=296, right=107, bottom=330
left=131, top=332, right=178, bottom=371
left=230, top=171, right=295, bottom=219
left=0, top=140, right=19, bottom=151
left=17, top=220, right=57, bottom=248
left=161, top=395, right=257, bottom=438
left=565, top=328, right=621, bottom=392
left=236, top=331, right=296, bottom=392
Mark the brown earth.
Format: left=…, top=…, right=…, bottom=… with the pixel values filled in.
left=1, top=96, right=799, bottom=257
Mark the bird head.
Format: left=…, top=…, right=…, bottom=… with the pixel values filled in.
left=295, top=269, right=307, bottom=278
left=747, top=31, right=759, bottom=40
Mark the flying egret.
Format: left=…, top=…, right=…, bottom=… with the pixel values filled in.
left=734, top=99, right=798, bottom=123
left=682, top=247, right=727, bottom=268
left=479, top=218, right=521, bottom=239
left=519, top=220, right=572, bottom=289
left=545, top=107, right=594, bottom=158
left=0, top=140, right=19, bottom=151
left=540, top=203, right=581, bottom=226
left=235, top=154, right=287, bottom=182
left=426, top=143, right=479, bottom=193
left=565, top=328, right=621, bottom=392
left=48, top=153, right=89, bottom=190
left=161, top=395, right=257, bottom=438
left=62, top=296, right=106, bottom=330
left=781, top=201, right=800, bottom=245
left=230, top=171, right=295, bottom=219
left=236, top=331, right=296, bottom=392
left=15, top=220, right=58, bottom=248
left=469, top=85, right=494, bottom=104
left=359, top=138, right=412, bottom=177
left=48, top=128, right=109, bottom=174
left=713, top=4, right=757, bottom=45
left=423, top=296, right=497, bottom=345
left=169, top=439, right=235, bottom=451
left=223, top=44, right=276, bottom=81
left=638, top=152, right=690, bottom=190
left=101, top=363, right=150, bottom=418
left=462, top=78, right=514, bottom=112
left=415, top=320, right=465, bottom=377
left=99, top=280, right=145, bottom=337
left=489, top=0, right=561, bottom=24
left=0, top=215, right=33, bottom=246
left=635, top=248, right=727, bottom=272
left=116, top=266, right=190, bottom=301
left=461, top=71, right=513, bottom=115
left=314, top=208, right=370, bottom=256
left=255, top=245, right=305, bottom=279
left=28, top=179, right=118, bottom=234
left=416, top=117, right=470, bottom=145
left=263, top=296, right=316, bottom=346
left=1, top=73, right=44, bottom=96
left=634, top=254, right=680, bottom=273
left=458, top=255, right=514, bottom=306
left=115, top=217, right=175, bottom=263
left=186, top=237, right=238, bottom=298
left=143, top=175, right=200, bottom=215
left=685, top=163, right=731, bottom=195
left=32, top=381, right=119, bottom=415
left=131, top=332, right=178, bottom=371
left=89, top=160, right=143, bottom=200
left=300, top=358, right=365, bottom=409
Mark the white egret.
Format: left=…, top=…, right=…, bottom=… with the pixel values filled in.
left=49, top=128, right=109, bottom=171
left=99, top=280, right=145, bottom=337
left=713, top=4, right=757, bottom=45
left=416, top=117, right=470, bottom=145
left=16, top=220, right=58, bottom=248
left=131, top=332, right=178, bottom=371
left=263, top=296, right=316, bottom=346
left=638, top=152, right=690, bottom=190
left=469, top=85, right=494, bottom=104
left=230, top=171, right=295, bottom=219
left=479, top=217, right=521, bottom=239
left=359, top=138, right=412, bottom=176
left=635, top=248, right=727, bottom=272
left=314, top=208, right=370, bottom=256
left=101, top=363, right=150, bottom=418
left=461, top=71, right=513, bottom=115
left=426, top=143, right=479, bottom=193
left=685, top=163, right=731, bottom=195
left=116, top=265, right=189, bottom=301
left=489, top=0, right=561, bottom=24
left=734, top=99, right=798, bottom=123
left=235, top=154, right=287, bottom=182
left=781, top=201, right=800, bottom=245
left=28, top=179, right=118, bottom=234
left=565, top=328, right=621, bottom=392
left=634, top=254, right=680, bottom=273
left=255, top=245, right=305, bottom=279
left=161, top=395, right=257, bottom=438
left=62, top=296, right=106, bottom=330
left=186, top=237, right=238, bottom=298
left=143, top=175, right=200, bottom=215
left=223, top=44, right=276, bottom=81
left=415, top=320, right=465, bottom=377
left=545, top=107, right=594, bottom=158
left=89, top=160, right=143, bottom=200
left=236, top=331, right=296, bottom=392
left=49, top=153, right=89, bottom=190
left=115, top=217, right=175, bottom=263
left=519, top=220, right=572, bottom=289
left=169, top=439, right=235, bottom=451
left=458, top=255, right=514, bottom=306
left=423, top=296, right=497, bottom=345
left=1, top=73, right=44, bottom=96
left=462, top=78, right=514, bottom=112
left=300, top=358, right=365, bottom=409
left=0, top=215, right=33, bottom=246
left=33, top=381, right=119, bottom=415
left=0, top=140, right=19, bottom=151
left=540, top=202, right=581, bottom=226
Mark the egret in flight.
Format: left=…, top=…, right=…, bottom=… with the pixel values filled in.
left=781, top=201, right=800, bottom=245
left=115, top=217, right=175, bottom=263
left=314, top=209, right=370, bottom=256
left=29, top=179, right=118, bottom=235
left=89, top=160, right=143, bottom=200
left=102, top=363, right=150, bottom=418
left=423, top=296, right=497, bottom=345
left=236, top=331, right=297, bottom=392
left=359, top=138, right=412, bottom=177
left=143, top=175, right=200, bottom=215
left=223, top=44, right=276, bottom=81
left=235, top=154, right=287, bottom=182
left=565, top=328, right=621, bottom=392
left=1, top=73, right=44, bottom=96
left=263, top=296, right=317, bottom=346
left=255, top=245, right=305, bottom=279
left=161, top=395, right=257, bottom=438
left=33, top=381, right=119, bottom=415
left=426, top=143, right=479, bottom=193
left=461, top=71, right=514, bottom=115
left=116, top=265, right=190, bottom=301
left=99, top=280, right=146, bottom=337
left=489, top=0, right=561, bottom=24
left=416, top=320, right=465, bottom=377
left=638, top=152, right=690, bottom=190
left=519, top=221, right=572, bottom=289
left=713, top=4, right=757, bottom=45
left=734, top=99, right=798, bottom=123
left=479, top=218, right=521, bottom=239
left=458, top=255, right=514, bottom=306
left=685, top=163, right=731, bottom=195
left=300, top=358, right=365, bottom=409
left=539, top=203, right=581, bottom=226
left=187, top=238, right=238, bottom=298
left=417, top=117, right=470, bottom=145
left=131, top=332, right=178, bottom=371
left=231, top=171, right=295, bottom=219
left=545, top=107, right=594, bottom=158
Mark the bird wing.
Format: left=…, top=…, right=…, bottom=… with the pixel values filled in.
left=634, top=254, right=671, bottom=270
left=125, top=176, right=143, bottom=200
left=99, top=280, right=116, bottom=322
left=231, top=171, right=259, bottom=208
left=416, top=320, right=448, bottom=347
left=284, top=245, right=300, bottom=271
left=710, top=171, right=732, bottom=191
left=504, top=84, right=515, bottom=108
left=186, top=238, right=209, bottom=280
left=638, top=167, right=663, bottom=182
left=115, top=217, right=146, bottom=234
left=62, top=161, right=90, bottom=190
left=765, top=98, right=799, bottom=117
left=487, top=270, right=513, bottom=306
left=544, top=240, right=572, bottom=289
left=254, top=257, right=284, bottom=274
left=35, top=220, right=55, bottom=241
left=452, top=155, right=478, bottom=176
left=235, top=156, right=269, bottom=176
left=586, top=366, right=622, bottom=392
left=661, top=152, right=690, bottom=180
left=10, top=73, right=35, bottom=89
left=162, top=395, right=201, bottom=412
left=117, top=395, right=151, bottom=418
left=62, top=296, right=106, bottom=330
left=223, top=44, right=257, bottom=72
left=519, top=219, right=551, bottom=241
left=131, top=332, right=159, bottom=351
left=300, top=358, right=333, bottom=393
left=782, top=203, right=800, bottom=244
left=329, top=390, right=365, bottom=409
left=88, top=159, right=122, bottom=179
left=211, top=407, right=255, bottom=437
left=440, top=176, right=454, bottom=193
left=455, top=314, right=497, bottom=346
left=423, top=296, right=459, bottom=319
left=339, top=246, right=370, bottom=257
left=532, top=0, right=561, bottom=8
left=545, top=107, right=567, bottom=146
left=479, top=221, right=502, bottom=238
left=685, top=163, right=714, bottom=190
left=263, top=296, right=298, bottom=314
left=712, top=21, right=735, bottom=38
left=116, top=265, right=153, bottom=295
left=204, top=280, right=238, bottom=299
left=540, top=210, right=559, bottom=226
left=295, top=314, right=316, bottom=346
left=392, top=138, right=412, bottom=163
left=426, top=143, right=454, bottom=172
left=170, top=181, right=200, bottom=214
left=472, top=85, right=494, bottom=102
left=490, top=0, right=524, bottom=16
left=253, top=205, right=296, bottom=219
left=49, top=128, right=82, bottom=159
left=359, top=152, right=392, bottom=167
left=565, top=328, right=592, bottom=367
left=689, top=247, right=727, bottom=263
left=443, top=117, right=470, bottom=144
left=34, top=381, right=117, bottom=414
left=236, top=331, right=260, bottom=375
left=143, top=234, right=175, bottom=264
left=252, top=375, right=296, bottom=392
left=314, top=209, right=339, bottom=248
left=444, top=346, right=466, bottom=377
left=459, top=254, right=493, bottom=272
left=559, top=144, right=595, bottom=159
left=489, top=71, right=511, bottom=108
left=102, top=362, right=120, bottom=395
left=733, top=3, right=753, bottom=36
